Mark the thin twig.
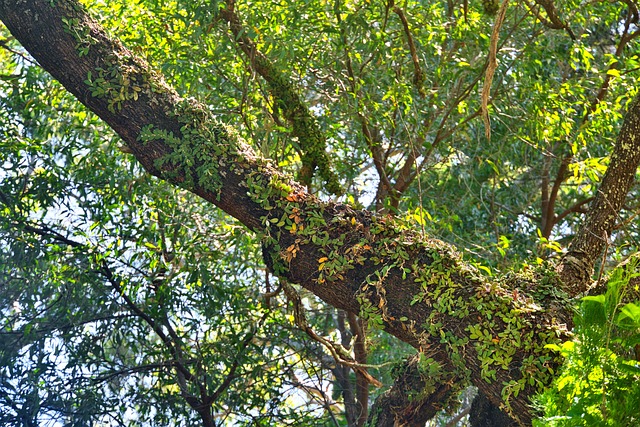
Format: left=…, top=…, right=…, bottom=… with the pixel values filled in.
left=282, top=281, right=382, bottom=387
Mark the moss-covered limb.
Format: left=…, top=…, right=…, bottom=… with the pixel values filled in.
left=558, top=94, right=640, bottom=296
left=1, top=2, right=572, bottom=424
left=0, top=0, right=287, bottom=231
left=267, top=198, right=570, bottom=424
left=219, top=1, right=342, bottom=196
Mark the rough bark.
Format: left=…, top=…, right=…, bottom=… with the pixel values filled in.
left=558, top=96, right=640, bottom=295
left=367, top=354, right=455, bottom=427
left=469, top=392, right=518, bottom=427
left=0, top=1, right=637, bottom=425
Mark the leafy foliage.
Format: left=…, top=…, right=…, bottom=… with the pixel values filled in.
left=536, top=261, right=640, bottom=426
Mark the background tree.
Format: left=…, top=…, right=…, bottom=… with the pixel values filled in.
left=0, top=0, right=639, bottom=426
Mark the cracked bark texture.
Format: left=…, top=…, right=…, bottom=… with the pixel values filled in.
left=558, top=96, right=640, bottom=295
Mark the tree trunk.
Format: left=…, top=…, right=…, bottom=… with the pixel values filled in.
left=469, top=392, right=517, bottom=427
left=367, top=354, right=455, bottom=427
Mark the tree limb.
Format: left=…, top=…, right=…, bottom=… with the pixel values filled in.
left=219, top=1, right=342, bottom=195
left=558, top=96, right=640, bottom=294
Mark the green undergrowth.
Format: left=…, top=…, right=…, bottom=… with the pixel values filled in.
left=534, top=260, right=640, bottom=426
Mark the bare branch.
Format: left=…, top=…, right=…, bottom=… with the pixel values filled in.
left=482, top=0, right=509, bottom=140
left=393, top=6, right=425, bottom=96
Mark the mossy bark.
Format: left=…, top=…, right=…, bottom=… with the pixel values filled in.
left=220, top=1, right=342, bottom=195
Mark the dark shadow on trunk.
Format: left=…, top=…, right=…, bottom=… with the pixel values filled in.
left=367, top=354, right=457, bottom=427
left=469, top=392, right=518, bottom=427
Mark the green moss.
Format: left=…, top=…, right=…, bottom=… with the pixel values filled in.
left=255, top=55, right=342, bottom=195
